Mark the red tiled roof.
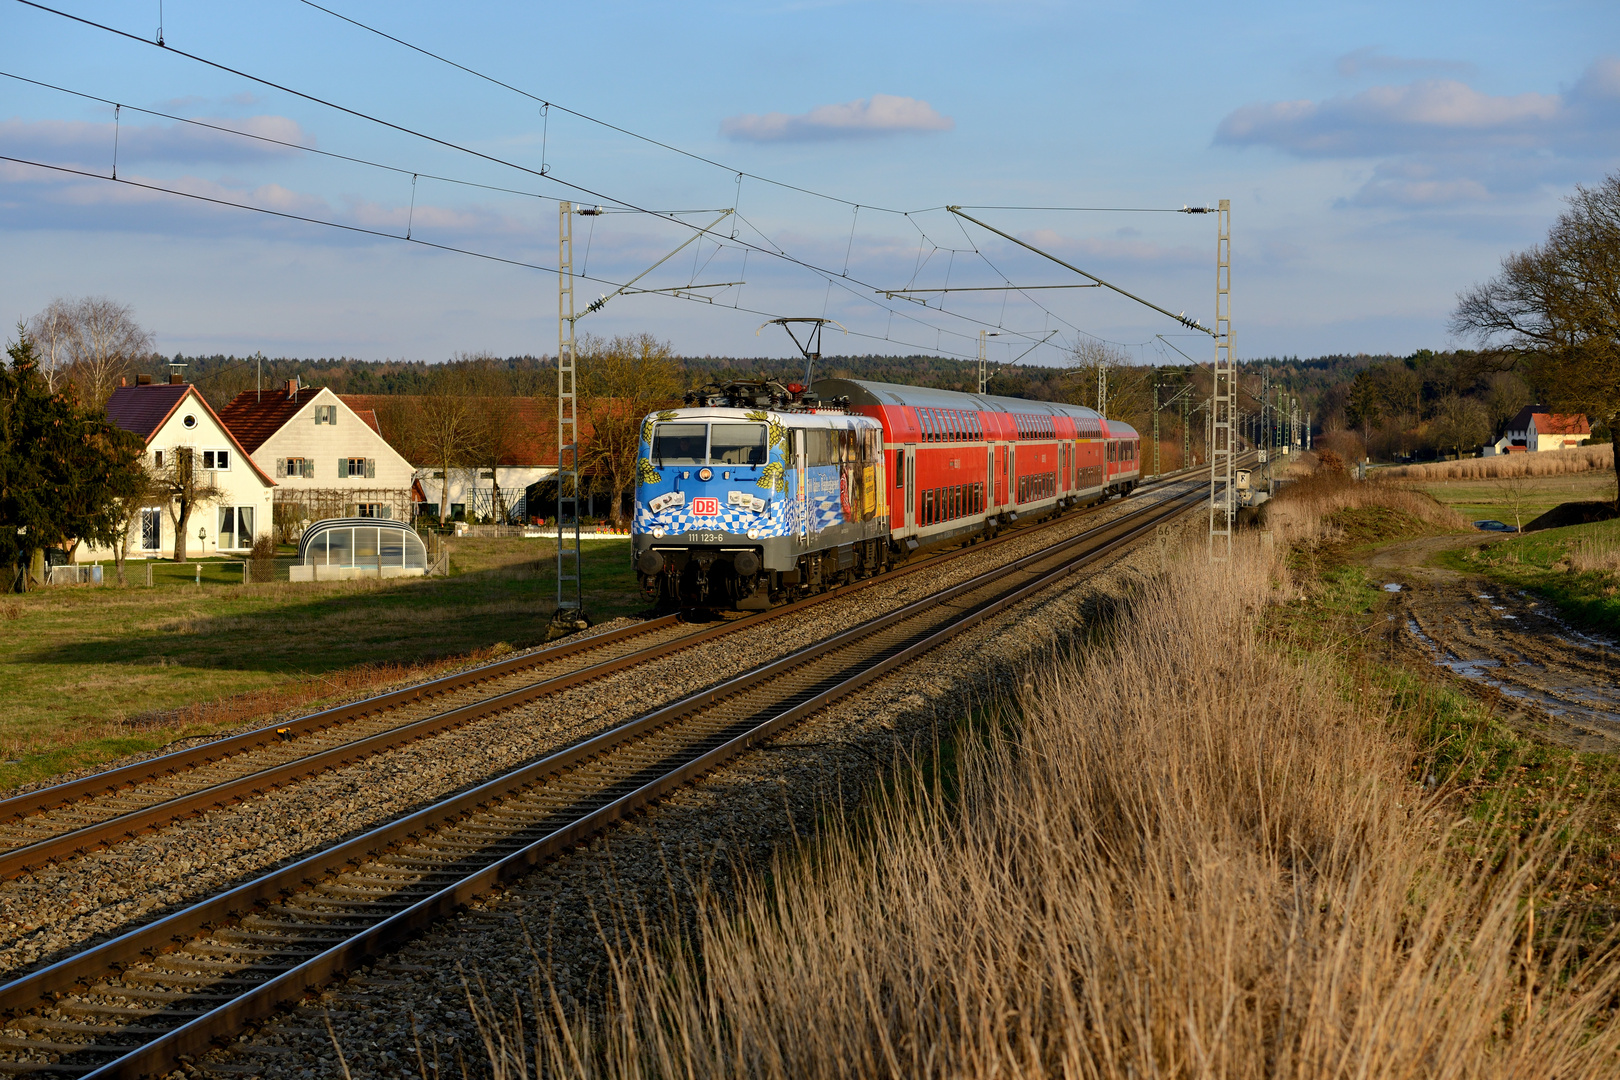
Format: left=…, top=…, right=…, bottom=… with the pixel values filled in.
left=352, top=409, right=381, bottom=435
left=104, top=383, right=190, bottom=439
left=1531, top=412, right=1591, bottom=435
left=105, top=383, right=276, bottom=486
left=219, top=387, right=327, bottom=452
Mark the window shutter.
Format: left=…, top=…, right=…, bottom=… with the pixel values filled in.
left=304, top=460, right=314, bottom=479
left=366, top=458, right=376, bottom=479
left=339, top=456, right=347, bottom=478
left=276, top=458, right=285, bottom=478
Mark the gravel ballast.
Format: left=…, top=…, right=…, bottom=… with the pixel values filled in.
left=193, top=509, right=1204, bottom=1080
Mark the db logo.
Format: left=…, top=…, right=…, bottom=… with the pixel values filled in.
left=691, top=497, right=720, bottom=517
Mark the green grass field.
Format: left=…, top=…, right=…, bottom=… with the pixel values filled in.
left=1439, top=518, right=1620, bottom=635
left=1412, top=470, right=1617, bottom=526
left=0, top=536, right=642, bottom=788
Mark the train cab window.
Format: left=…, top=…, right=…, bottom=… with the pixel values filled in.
left=652, top=423, right=707, bottom=465
left=710, top=423, right=768, bottom=465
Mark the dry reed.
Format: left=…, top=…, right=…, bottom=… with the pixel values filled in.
left=1570, top=533, right=1620, bottom=575
left=1379, top=444, right=1613, bottom=482
left=477, top=535, right=1620, bottom=1079
left=1263, top=472, right=1469, bottom=546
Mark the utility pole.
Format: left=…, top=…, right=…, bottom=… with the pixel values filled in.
left=1209, top=199, right=1234, bottom=560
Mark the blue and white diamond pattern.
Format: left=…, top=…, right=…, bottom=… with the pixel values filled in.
left=636, top=496, right=790, bottom=537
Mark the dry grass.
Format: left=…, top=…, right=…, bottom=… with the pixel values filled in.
left=476, top=535, right=1620, bottom=1079
left=1264, top=471, right=1470, bottom=547
left=1380, top=444, right=1614, bottom=482
left=1570, top=533, right=1620, bottom=575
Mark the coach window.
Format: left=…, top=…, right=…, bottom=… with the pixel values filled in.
left=924, top=489, right=935, bottom=524
left=895, top=449, right=905, bottom=486
left=711, top=423, right=768, bottom=465
left=652, top=423, right=707, bottom=465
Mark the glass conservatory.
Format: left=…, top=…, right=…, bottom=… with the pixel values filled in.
left=289, top=518, right=429, bottom=581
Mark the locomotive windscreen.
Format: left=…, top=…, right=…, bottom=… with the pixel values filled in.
left=651, top=423, right=707, bottom=464
left=710, top=423, right=768, bottom=465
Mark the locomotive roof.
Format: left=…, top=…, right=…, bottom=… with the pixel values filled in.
left=813, top=378, right=1139, bottom=437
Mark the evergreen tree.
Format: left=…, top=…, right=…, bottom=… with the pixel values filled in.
left=1, top=327, right=146, bottom=591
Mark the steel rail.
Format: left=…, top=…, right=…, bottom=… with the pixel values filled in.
left=0, top=467, right=1204, bottom=880
left=0, top=479, right=1211, bottom=1078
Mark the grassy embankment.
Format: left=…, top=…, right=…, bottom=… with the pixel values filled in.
left=1438, top=520, right=1620, bottom=637
left=467, top=476, right=1620, bottom=1079
left=0, top=536, right=642, bottom=789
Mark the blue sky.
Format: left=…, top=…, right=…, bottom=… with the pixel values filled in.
left=3, top=0, right=1617, bottom=371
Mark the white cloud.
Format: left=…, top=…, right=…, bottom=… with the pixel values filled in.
left=721, top=94, right=954, bottom=141
left=1214, top=58, right=1620, bottom=205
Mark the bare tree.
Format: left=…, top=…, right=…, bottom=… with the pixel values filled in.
left=462, top=353, right=525, bottom=522
left=1452, top=170, right=1620, bottom=509
left=107, top=458, right=162, bottom=585
left=1495, top=473, right=1534, bottom=533
left=24, top=299, right=79, bottom=393
left=579, top=333, right=682, bottom=527
left=416, top=365, right=478, bottom=520
left=1430, top=394, right=1490, bottom=459
left=152, top=446, right=222, bottom=561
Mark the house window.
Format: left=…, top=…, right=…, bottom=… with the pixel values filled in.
left=356, top=503, right=393, bottom=520
left=280, top=457, right=312, bottom=478
left=341, top=457, right=375, bottom=478
left=153, top=449, right=164, bottom=469
left=140, top=508, right=162, bottom=551
left=202, top=449, right=231, bottom=471
left=314, top=405, right=337, bottom=425
left=217, top=506, right=256, bottom=550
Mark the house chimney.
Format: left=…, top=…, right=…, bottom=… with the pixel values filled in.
left=169, top=373, right=183, bottom=385
left=286, top=377, right=299, bottom=399
left=119, top=377, right=127, bottom=387
left=136, top=373, right=153, bottom=385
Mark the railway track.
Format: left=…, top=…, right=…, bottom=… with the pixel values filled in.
left=0, top=465, right=1215, bottom=883
left=0, top=476, right=1215, bottom=1078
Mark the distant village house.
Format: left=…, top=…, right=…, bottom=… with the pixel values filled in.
left=1485, top=406, right=1593, bottom=455
left=219, top=379, right=416, bottom=538
left=79, top=374, right=276, bottom=561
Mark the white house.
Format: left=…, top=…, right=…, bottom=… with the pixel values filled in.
left=1485, top=405, right=1593, bottom=455
left=220, top=380, right=417, bottom=530
left=80, top=375, right=277, bottom=561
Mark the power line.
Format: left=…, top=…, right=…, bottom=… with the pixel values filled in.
left=0, top=152, right=1015, bottom=363
left=291, top=0, right=931, bottom=217
left=13, top=1, right=1068, bottom=358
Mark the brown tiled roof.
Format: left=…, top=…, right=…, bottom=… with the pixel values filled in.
left=339, top=395, right=598, bottom=468
left=1531, top=412, right=1591, bottom=435
left=352, top=409, right=381, bottom=435
left=104, top=383, right=190, bottom=439
left=219, top=387, right=327, bottom=452
left=106, top=383, right=276, bottom=486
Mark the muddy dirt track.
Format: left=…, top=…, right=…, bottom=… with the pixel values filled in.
left=1359, top=534, right=1620, bottom=753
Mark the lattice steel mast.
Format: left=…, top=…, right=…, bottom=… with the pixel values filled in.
left=1209, top=199, right=1234, bottom=560
left=554, top=201, right=586, bottom=629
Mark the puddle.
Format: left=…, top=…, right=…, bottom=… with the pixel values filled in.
left=1405, top=618, right=1620, bottom=729
left=1383, top=583, right=1403, bottom=592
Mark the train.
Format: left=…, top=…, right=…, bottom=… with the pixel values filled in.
left=631, top=377, right=1141, bottom=608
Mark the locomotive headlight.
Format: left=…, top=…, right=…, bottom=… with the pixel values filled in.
left=698, top=467, right=713, bottom=481
left=651, top=527, right=666, bottom=538
left=746, top=528, right=760, bottom=540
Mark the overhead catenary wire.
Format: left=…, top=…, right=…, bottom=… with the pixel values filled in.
left=12, top=0, right=1176, bottom=365
left=0, top=152, right=1017, bottom=363
left=2, top=52, right=1050, bottom=362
